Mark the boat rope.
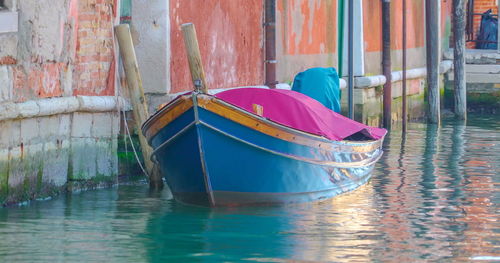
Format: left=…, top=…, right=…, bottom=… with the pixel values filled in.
left=122, top=105, right=149, bottom=178
left=115, top=61, right=149, bottom=179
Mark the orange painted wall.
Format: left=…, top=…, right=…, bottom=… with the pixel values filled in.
left=277, top=0, right=337, bottom=55
left=363, top=0, right=425, bottom=53
left=170, top=0, right=264, bottom=93
left=363, top=0, right=453, bottom=52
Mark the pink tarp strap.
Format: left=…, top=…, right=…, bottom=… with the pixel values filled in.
left=215, top=88, right=386, bottom=141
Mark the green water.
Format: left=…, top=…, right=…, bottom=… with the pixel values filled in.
left=0, top=115, right=499, bottom=262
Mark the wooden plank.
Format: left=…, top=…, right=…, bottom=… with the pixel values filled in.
left=115, top=24, right=164, bottom=190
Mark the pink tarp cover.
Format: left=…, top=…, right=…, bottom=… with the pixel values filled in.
left=215, top=88, right=387, bottom=141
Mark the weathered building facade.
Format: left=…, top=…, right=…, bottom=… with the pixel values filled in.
left=0, top=0, right=120, bottom=205
left=133, top=0, right=457, bottom=124
left=1, top=0, right=497, bottom=205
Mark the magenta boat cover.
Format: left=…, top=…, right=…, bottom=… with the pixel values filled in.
left=215, top=88, right=387, bottom=141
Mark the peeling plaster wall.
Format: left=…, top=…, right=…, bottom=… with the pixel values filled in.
left=276, top=0, right=338, bottom=83
left=169, top=0, right=264, bottom=93
left=132, top=0, right=170, bottom=94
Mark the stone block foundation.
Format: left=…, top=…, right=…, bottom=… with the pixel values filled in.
left=0, top=111, right=119, bottom=206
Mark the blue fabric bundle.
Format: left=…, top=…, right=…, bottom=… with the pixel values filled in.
left=291, top=67, right=341, bottom=113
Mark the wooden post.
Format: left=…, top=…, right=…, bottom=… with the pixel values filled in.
left=382, top=0, right=392, bottom=129
left=265, top=0, right=277, bottom=89
left=115, top=24, right=164, bottom=190
left=453, top=0, right=467, bottom=119
left=425, top=0, right=441, bottom=124
left=181, top=23, right=208, bottom=93
left=402, top=0, right=408, bottom=132
left=347, top=0, right=354, bottom=119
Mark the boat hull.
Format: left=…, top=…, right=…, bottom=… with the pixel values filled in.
left=144, top=94, right=384, bottom=206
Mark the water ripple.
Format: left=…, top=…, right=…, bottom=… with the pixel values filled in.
left=0, top=115, right=499, bottom=262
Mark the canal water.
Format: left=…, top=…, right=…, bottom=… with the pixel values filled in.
left=0, top=114, right=498, bottom=262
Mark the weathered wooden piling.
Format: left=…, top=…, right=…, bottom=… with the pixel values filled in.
left=425, top=0, right=441, bottom=124
left=265, top=0, right=277, bottom=89
left=382, top=0, right=392, bottom=129
left=181, top=23, right=208, bottom=93
left=115, top=24, right=164, bottom=190
left=453, top=0, right=467, bottom=120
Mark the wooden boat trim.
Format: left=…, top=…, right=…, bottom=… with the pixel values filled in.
left=143, top=93, right=383, bottom=153
left=196, top=95, right=383, bottom=153
left=199, top=121, right=383, bottom=168
left=142, top=96, right=193, bottom=141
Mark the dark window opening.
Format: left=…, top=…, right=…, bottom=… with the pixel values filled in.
left=0, top=0, right=5, bottom=10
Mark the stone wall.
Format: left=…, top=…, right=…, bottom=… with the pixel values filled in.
left=0, top=110, right=119, bottom=205
left=0, top=0, right=121, bottom=206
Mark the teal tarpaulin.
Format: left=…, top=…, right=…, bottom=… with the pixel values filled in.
left=291, top=67, right=341, bottom=113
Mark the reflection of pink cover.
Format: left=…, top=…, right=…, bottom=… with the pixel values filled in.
left=216, top=88, right=387, bottom=141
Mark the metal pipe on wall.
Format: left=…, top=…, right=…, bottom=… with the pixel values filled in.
left=348, top=0, right=354, bottom=119
left=402, top=0, right=408, bottom=132
left=265, top=0, right=277, bottom=89
left=382, top=0, right=392, bottom=129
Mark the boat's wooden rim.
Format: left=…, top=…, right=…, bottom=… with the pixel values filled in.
left=142, top=93, right=384, bottom=153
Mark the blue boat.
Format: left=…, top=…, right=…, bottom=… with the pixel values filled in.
left=142, top=89, right=385, bottom=206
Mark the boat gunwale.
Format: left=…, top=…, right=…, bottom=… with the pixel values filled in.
left=142, top=93, right=384, bottom=152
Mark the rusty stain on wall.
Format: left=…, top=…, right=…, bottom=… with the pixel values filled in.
left=170, top=0, right=264, bottom=93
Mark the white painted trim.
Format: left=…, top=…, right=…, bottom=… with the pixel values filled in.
left=353, top=60, right=453, bottom=88
left=0, top=96, right=130, bottom=122
left=157, top=60, right=453, bottom=103
left=0, top=11, right=18, bottom=33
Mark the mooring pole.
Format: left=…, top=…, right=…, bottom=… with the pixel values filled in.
left=453, top=0, right=467, bottom=119
left=402, top=0, right=408, bottom=132
left=115, top=24, right=164, bottom=190
left=382, top=0, right=392, bottom=129
left=425, top=0, right=441, bottom=124
left=181, top=23, right=208, bottom=93
left=347, top=0, right=354, bottom=119
left=265, top=0, right=277, bottom=89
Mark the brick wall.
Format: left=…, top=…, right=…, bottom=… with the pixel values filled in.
left=73, top=0, right=117, bottom=96
left=468, top=0, right=498, bottom=48
left=0, top=0, right=117, bottom=103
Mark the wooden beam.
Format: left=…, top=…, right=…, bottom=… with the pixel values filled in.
left=181, top=23, right=208, bottom=93
left=115, top=24, right=164, bottom=190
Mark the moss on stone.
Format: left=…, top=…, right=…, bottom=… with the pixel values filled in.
left=0, top=172, right=7, bottom=204
left=468, top=92, right=500, bottom=109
